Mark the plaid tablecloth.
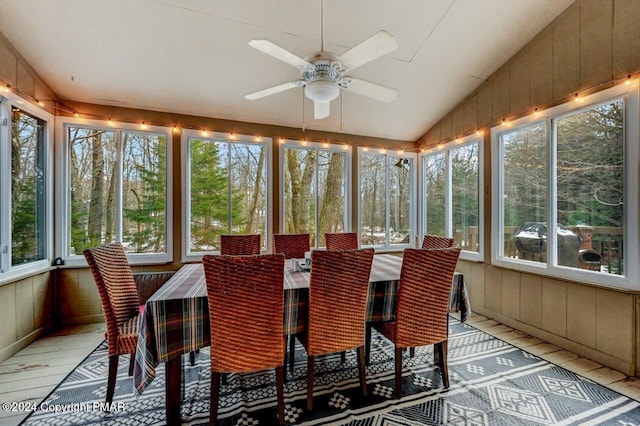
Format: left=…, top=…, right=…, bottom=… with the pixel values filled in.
left=133, top=254, right=470, bottom=395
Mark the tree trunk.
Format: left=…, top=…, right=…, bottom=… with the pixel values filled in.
left=318, top=153, right=344, bottom=235
left=88, top=132, right=105, bottom=245
left=246, top=146, right=265, bottom=233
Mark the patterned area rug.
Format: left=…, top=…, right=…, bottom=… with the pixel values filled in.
left=21, top=319, right=640, bottom=425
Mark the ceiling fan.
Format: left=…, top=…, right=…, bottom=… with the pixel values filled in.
left=244, top=2, right=399, bottom=120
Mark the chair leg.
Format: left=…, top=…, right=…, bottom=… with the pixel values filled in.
left=357, top=346, right=368, bottom=397
left=394, top=347, right=403, bottom=399
left=289, top=334, right=296, bottom=376
left=306, top=355, right=315, bottom=411
left=190, top=351, right=195, bottom=366
left=435, top=340, right=450, bottom=388
left=365, top=323, right=372, bottom=365
left=210, top=372, right=221, bottom=425
left=409, top=347, right=415, bottom=358
left=275, top=366, right=285, bottom=425
left=106, top=355, right=119, bottom=406
left=128, top=353, right=135, bottom=376
left=340, top=351, right=346, bottom=363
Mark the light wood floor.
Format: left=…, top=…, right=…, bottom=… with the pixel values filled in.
left=1, top=315, right=639, bottom=426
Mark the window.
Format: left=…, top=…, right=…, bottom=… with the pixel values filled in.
left=0, top=95, right=53, bottom=281
left=492, top=83, right=639, bottom=290
left=56, top=118, right=172, bottom=264
left=421, top=136, right=483, bottom=259
left=184, top=131, right=270, bottom=258
left=281, top=140, right=349, bottom=247
left=359, top=149, right=414, bottom=249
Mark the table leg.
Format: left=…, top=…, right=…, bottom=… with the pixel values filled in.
left=165, top=356, right=181, bottom=426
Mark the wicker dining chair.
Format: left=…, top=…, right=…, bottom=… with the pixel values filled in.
left=203, top=253, right=286, bottom=425
left=421, top=234, right=454, bottom=249
left=273, top=233, right=310, bottom=260
left=220, top=234, right=261, bottom=255
left=273, top=233, right=310, bottom=373
left=370, top=247, right=460, bottom=398
left=83, top=243, right=175, bottom=405
left=324, top=232, right=359, bottom=251
left=299, top=248, right=374, bottom=411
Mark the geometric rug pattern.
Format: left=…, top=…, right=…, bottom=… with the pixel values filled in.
left=21, top=318, right=640, bottom=425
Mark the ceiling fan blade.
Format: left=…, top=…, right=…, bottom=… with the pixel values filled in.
left=248, top=39, right=312, bottom=70
left=338, top=30, right=398, bottom=72
left=345, top=78, right=398, bottom=103
left=245, top=81, right=303, bottom=100
left=314, top=101, right=330, bottom=120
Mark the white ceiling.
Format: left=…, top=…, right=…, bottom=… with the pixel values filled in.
left=0, top=0, right=574, bottom=141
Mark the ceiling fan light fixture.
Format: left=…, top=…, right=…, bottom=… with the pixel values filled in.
left=304, top=79, right=340, bottom=103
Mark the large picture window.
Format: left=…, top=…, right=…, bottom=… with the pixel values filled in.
left=281, top=141, right=349, bottom=247
left=421, top=136, right=482, bottom=259
left=0, top=96, right=53, bottom=280
left=359, top=149, right=414, bottom=249
left=56, top=118, right=172, bottom=264
left=185, top=131, right=269, bottom=257
left=493, top=83, right=639, bottom=290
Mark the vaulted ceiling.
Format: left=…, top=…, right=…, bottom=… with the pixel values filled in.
left=0, top=0, right=574, bottom=141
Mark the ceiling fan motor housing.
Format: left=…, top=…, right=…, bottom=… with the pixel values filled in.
left=302, top=51, right=350, bottom=103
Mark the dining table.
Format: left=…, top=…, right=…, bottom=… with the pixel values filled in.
left=133, top=253, right=470, bottom=425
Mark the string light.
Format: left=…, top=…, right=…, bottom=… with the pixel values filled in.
left=201, top=129, right=207, bottom=136
left=2, top=72, right=634, bottom=154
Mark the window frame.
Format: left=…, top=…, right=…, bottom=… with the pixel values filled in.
left=357, top=147, right=416, bottom=251
left=418, top=134, right=484, bottom=262
left=0, top=94, right=54, bottom=284
left=182, top=130, right=272, bottom=261
left=55, top=117, right=174, bottom=266
left=279, top=139, right=351, bottom=248
left=491, top=82, right=639, bottom=290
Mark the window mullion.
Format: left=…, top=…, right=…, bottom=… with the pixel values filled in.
left=385, top=155, right=391, bottom=247
left=547, top=117, right=557, bottom=268
left=0, top=97, right=9, bottom=272
left=227, top=141, right=232, bottom=233
left=445, top=150, right=453, bottom=238
left=115, top=130, right=123, bottom=242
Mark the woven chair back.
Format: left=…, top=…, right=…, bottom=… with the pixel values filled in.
left=325, top=232, right=359, bottom=251
left=220, top=234, right=261, bottom=255
left=393, top=247, right=461, bottom=348
left=273, top=233, right=310, bottom=259
left=83, top=243, right=140, bottom=356
left=421, top=234, right=454, bottom=249
left=307, top=248, right=374, bottom=355
left=203, top=253, right=285, bottom=372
